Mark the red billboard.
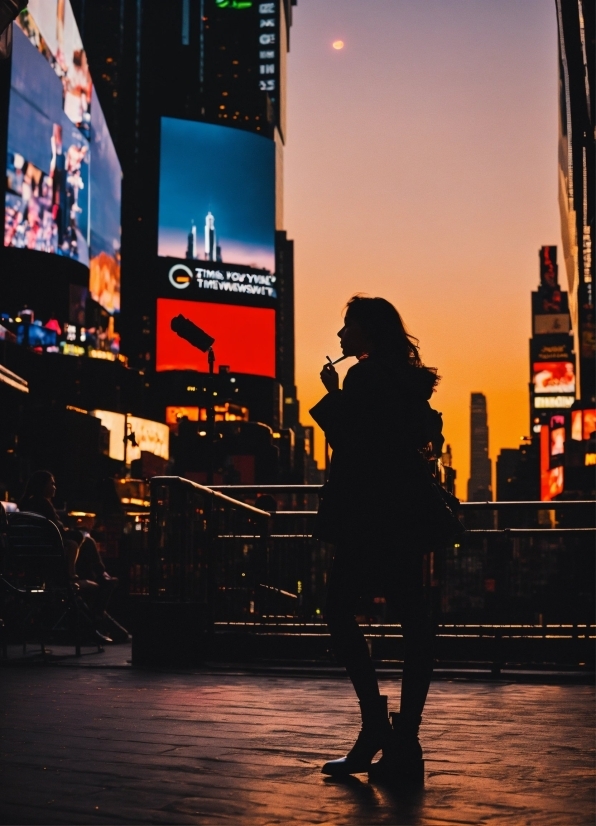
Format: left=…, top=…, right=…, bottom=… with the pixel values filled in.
left=539, top=246, right=558, bottom=288
left=533, top=361, right=575, bottom=394
left=540, top=424, right=564, bottom=501
left=156, top=298, right=276, bottom=377
left=571, top=409, right=596, bottom=441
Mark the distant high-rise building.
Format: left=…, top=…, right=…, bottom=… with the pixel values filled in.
left=555, top=0, right=594, bottom=404
left=204, top=212, right=216, bottom=261
left=467, top=392, right=492, bottom=501
left=186, top=221, right=197, bottom=260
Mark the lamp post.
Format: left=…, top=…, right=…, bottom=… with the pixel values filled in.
left=170, top=315, right=217, bottom=485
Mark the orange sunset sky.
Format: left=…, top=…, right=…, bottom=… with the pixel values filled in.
left=283, top=0, right=563, bottom=494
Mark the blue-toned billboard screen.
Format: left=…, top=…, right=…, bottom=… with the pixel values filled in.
left=158, top=118, right=275, bottom=273
left=3, top=1, right=122, bottom=313
left=89, top=88, right=122, bottom=314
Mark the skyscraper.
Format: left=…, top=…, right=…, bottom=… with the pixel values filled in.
left=467, top=392, right=492, bottom=501
left=186, top=221, right=197, bottom=260
left=555, top=0, right=594, bottom=404
left=204, top=212, right=216, bottom=261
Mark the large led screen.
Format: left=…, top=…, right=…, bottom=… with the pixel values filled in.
left=156, top=298, right=276, bottom=377
left=3, top=1, right=122, bottom=312
left=158, top=118, right=275, bottom=273
left=88, top=88, right=122, bottom=313
left=533, top=361, right=575, bottom=395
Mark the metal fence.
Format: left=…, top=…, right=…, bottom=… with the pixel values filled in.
left=131, top=481, right=595, bottom=669
left=130, top=477, right=269, bottom=666
left=208, top=487, right=596, bottom=669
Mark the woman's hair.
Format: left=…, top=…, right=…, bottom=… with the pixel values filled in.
left=344, top=295, right=439, bottom=383
left=19, top=470, right=54, bottom=508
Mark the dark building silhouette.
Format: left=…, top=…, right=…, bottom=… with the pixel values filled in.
left=496, top=449, right=518, bottom=501
left=495, top=440, right=540, bottom=527
left=529, top=246, right=575, bottom=434
left=275, top=229, right=297, bottom=427
left=439, top=443, right=457, bottom=497
left=496, top=441, right=539, bottom=502
left=467, top=393, right=492, bottom=501
left=555, top=0, right=594, bottom=405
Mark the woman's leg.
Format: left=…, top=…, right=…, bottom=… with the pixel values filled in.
left=389, top=551, right=434, bottom=734
left=322, top=543, right=390, bottom=775
left=368, top=551, right=433, bottom=782
left=325, top=543, right=380, bottom=706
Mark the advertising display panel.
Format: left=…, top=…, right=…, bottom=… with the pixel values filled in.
left=571, top=409, right=596, bottom=441
left=533, top=395, right=575, bottom=409
left=158, top=118, right=275, bottom=273
left=531, top=337, right=573, bottom=364
left=156, top=298, right=276, bottom=377
left=533, top=314, right=571, bottom=335
left=540, top=424, right=564, bottom=501
left=532, top=361, right=575, bottom=395
left=165, top=403, right=248, bottom=431
left=165, top=406, right=200, bottom=429
left=88, top=88, right=122, bottom=313
left=3, top=2, right=122, bottom=314
left=549, top=414, right=565, bottom=467
left=539, top=245, right=558, bottom=288
left=90, top=410, right=169, bottom=462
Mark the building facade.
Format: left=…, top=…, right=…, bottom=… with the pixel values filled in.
left=555, top=0, right=594, bottom=404
left=70, top=0, right=307, bottom=484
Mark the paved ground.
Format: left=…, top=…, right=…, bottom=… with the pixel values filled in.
left=0, top=666, right=594, bottom=826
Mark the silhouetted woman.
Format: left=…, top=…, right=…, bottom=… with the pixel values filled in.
left=310, top=296, right=440, bottom=783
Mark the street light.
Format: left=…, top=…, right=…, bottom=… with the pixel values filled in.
left=170, top=315, right=217, bottom=483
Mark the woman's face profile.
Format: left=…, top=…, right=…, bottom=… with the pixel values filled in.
left=338, top=318, right=371, bottom=358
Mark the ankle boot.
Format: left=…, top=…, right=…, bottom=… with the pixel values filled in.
left=368, top=712, right=424, bottom=784
left=322, top=695, right=391, bottom=776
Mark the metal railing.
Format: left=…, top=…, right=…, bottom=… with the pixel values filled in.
left=130, top=482, right=594, bottom=669
left=207, top=487, right=595, bottom=669
left=130, top=477, right=270, bottom=666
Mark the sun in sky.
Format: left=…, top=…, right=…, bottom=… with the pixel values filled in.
left=332, top=40, right=344, bottom=50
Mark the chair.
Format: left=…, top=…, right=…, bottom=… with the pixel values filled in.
left=0, top=511, right=101, bottom=657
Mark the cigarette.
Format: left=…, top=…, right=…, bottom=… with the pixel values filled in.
left=326, top=355, right=348, bottom=365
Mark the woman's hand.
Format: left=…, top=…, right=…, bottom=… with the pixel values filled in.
left=320, top=362, right=339, bottom=392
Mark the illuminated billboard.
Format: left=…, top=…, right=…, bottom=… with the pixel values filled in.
left=571, top=409, right=596, bottom=441
left=88, top=88, right=122, bottom=313
left=549, top=414, right=565, bottom=467
left=158, top=118, right=275, bottom=273
left=533, top=362, right=575, bottom=395
left=540, top=424, right=564, bottom=501
left=156, top=298, right=276, bottom=377
left=539, top=246, right=558, bottom=288
left=3, top=2, right=122, bottom=313
left=90, top=411, right=169, bottom=462
left=165, top=403, right=248, bottom=431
